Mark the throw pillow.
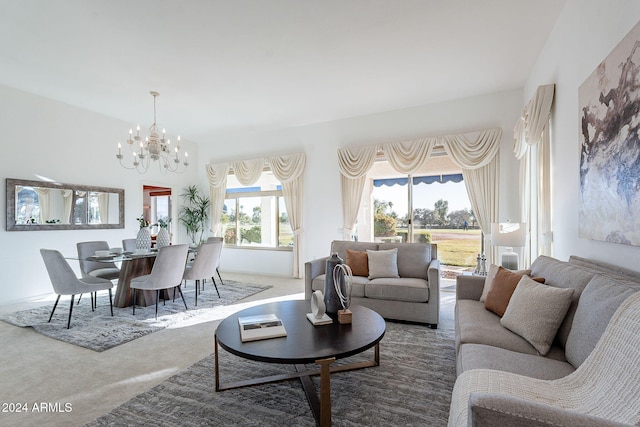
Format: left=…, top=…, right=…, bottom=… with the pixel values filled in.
left=484, top=267, right=543, bottom=317
left=345, top=249, right=369, bottom=277
left=367, top=248, right=400, bottom=279
left=480, top=265, right=532, bottom=303
left=501, top=276, right=574, bottom=355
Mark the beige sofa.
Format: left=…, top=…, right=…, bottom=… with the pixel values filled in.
left=305, top=240, right=440, bottom=327
left=451, top=255, right=640, bottom=426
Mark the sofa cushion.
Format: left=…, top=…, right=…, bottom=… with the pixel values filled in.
left=367, top=248, right=400, bottom=279
left=378, top=242, right=431, bottom=279
left=529, top=256, right=596, bottom=348
left=311, top=274, right=368, bottom=298
left=455, top=299, right=539, bottom=356
left=365, top=277, right=429, bottom=302
left=480, top=264, right=532, bottom=303
left=330, top=241, right=378, bottom=265
left=457, top=343, right=575, bottom=380
left=500, top=276, right=574, bottom=355
left=484, top=267, right=537, bottom=317
left=345, top=249, right=369, bottom=277
left=565, top=274, right=639, bottom=367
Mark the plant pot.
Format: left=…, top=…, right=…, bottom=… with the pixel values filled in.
left=156, top=227, right=170, bottom=248
left=136, top=227, right=152, bottom=251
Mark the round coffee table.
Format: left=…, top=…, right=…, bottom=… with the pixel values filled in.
left=215, top=300, right=386, bottom=426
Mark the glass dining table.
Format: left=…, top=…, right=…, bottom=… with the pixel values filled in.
left=69, top=249, right=194, bottom=308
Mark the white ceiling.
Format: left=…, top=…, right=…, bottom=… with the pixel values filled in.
left=0, top=0, right=566, bottom=143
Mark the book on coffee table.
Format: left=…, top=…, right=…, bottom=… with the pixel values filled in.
left=238, top=314, right=287, bottom=342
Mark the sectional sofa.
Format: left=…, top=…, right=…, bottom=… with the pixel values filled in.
left=451, top=255, right=640, bottom=425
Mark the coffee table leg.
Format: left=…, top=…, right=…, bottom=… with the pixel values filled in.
left=316, top=357, right=335, bottom=427
left=214, top=335, right=220, bottom=392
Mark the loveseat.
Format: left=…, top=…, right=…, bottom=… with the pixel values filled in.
left=450, top=255, right=640, bottom=426
left=305, top=240, right=440, bottom=327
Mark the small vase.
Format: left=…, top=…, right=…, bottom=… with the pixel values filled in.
left=324, top=252, right=343, bottom=315
left=136, top=227, right=151, bottom=251
left=156, top=227, right=170, bottom=248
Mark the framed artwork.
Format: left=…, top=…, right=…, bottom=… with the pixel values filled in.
left=578, top=20, right=640, bottom=246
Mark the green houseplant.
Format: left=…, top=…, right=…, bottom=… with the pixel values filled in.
left=179, top=185, right=210, bottom=245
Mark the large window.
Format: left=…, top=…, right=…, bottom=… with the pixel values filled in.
left=357, top=156, right=481, bottom=268
left=221, top=170, right=292, bottom=249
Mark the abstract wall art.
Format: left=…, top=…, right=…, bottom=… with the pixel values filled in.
left=579, top=20, right=640, bottom=246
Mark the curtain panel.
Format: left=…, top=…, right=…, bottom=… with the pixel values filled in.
left=513, top=84, right=555, bottom=265
left=206, top=152, right=306, bottom=278
left=336, top=128, right=502, bottom=263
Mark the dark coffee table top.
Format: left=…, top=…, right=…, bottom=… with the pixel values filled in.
left=215, top=300, right=386, bottom=364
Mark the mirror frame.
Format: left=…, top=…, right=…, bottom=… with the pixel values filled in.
left=6, top=178, right=125, bottom=231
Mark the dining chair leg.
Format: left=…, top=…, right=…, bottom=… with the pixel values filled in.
left=48, top=295, right=61, bottom=323
left=195, top=280, right=199, bottom=306
left=211, top=276, right=220, bottom=298
left=177, top=285, right=188, bottom=310
left=132, top=288, right=136, bottom=315
left=217, top=268, right=224, bottom=285
left=155, top=290, right=159, bottom=319
left=77, top=294, right=82, bottom=305
left=91, top=292, right=96, bottom=311
left=108, top=289, right=114, bottom=316
left=67, top=294, right=75, bottom=329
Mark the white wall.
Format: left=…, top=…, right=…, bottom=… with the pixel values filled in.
left=0, top=85, right=199, bottom=303
left=197, top=89, right=523, bottom=275
left=524, top=0, right=640, bottom=268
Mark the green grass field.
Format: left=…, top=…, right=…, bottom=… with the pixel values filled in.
left=405, top=228, right=482, bottom=267
left=430, top=229, right=482, bottom=267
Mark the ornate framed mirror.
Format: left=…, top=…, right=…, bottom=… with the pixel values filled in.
left=6, top=178, right=125, bottom=231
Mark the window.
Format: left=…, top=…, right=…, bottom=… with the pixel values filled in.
left=221, top=170, right=291, bottom=249
left=357, top=156, right=481, bottom=268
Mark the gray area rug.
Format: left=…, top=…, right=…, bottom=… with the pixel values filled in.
left=0, top=280, right=270, bottom=352
left=87, top=321, right=456, bottom=426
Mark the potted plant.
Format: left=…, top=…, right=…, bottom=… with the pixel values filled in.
left=155, top=217, right=171, bottom=248
left=179, top=185, right=210, bottom=246
left=135, top=215, right=151, bottom=251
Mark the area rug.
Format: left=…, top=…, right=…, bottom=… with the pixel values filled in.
left=86, top=322, right=456, bottom=426
left=0, top=280, right=270, bottom=352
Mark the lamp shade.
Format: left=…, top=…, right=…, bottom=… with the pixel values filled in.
left=491, top=223, right=526, bottom=248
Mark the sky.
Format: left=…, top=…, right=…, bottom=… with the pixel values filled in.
left=372, top=180, right=471, bottom=217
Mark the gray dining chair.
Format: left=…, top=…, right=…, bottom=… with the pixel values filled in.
left=122, top=238, right=137, bottom=252
left=40, top=249, right=114, bottom=329
left=76, top=240, right=120, bottom=309
left=206, top=236, right=225, bottom=285
left=183, top=241, right=222, bottom=306
left=131, top=244, right=189, bottom=319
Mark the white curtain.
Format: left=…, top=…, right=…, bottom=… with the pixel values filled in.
left=62, top=189, right=73, bottom=224
left=513, top=84, right=555, bottom=265
left=268, top=153, right=306, bottom=278
left=34, top=187, right=50, bottom=224
left=337, top=145, right=378, bottom=239
left=206, top=152, right=306, bottom=278
left=206, top=162, right=230, bottom=236
left=336, top=128, right=502, bottom=263
left=97, top=192, right=109, bottom=224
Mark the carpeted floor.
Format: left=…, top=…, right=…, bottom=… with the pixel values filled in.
left=0, top=280, right=270, bottom=352
left=86, top=321, right=456, bottom=426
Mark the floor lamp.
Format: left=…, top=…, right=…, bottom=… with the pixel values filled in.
left=491, top=222, right=526, bottom=270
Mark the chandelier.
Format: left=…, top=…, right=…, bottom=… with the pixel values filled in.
left=116, top=91, right=188, bottom=174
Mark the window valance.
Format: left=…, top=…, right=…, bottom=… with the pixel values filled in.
left=337, top=128, right=502, bottom=178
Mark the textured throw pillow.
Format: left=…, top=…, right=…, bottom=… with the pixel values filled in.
left=480, top=265, right=532, bottom=303
left=367, top=248, right=400, bottom=279
left=345, top=249, right=369, bottom=277
left=484, top=267, right=543, bottom=317
left=501, top=276, right=574, bottom=355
